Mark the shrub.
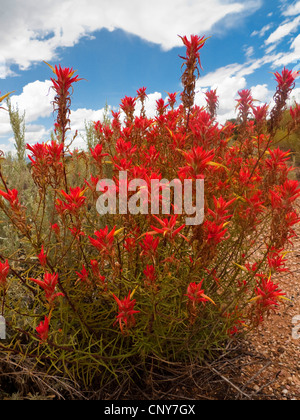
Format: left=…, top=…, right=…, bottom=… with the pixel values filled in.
left=0, top=36, right=299, bottom=395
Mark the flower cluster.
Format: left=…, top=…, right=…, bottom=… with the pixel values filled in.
left=0, top=34, right=299, bottom=381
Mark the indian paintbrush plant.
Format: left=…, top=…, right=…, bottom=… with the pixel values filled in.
left=0, top=35, right=299, bottom=395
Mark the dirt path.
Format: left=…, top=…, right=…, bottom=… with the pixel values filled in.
left=240, top=222, right=300, bottom=400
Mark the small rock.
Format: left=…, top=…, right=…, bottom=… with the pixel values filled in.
left=282, top=389, right=289, bottom=396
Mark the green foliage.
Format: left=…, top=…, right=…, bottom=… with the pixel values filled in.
left=6, top=98, right=26, bottom=164
left=273, top=107, right=300, bottom=167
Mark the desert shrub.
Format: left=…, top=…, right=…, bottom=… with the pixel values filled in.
left=0, top=37, right=299, bottom=395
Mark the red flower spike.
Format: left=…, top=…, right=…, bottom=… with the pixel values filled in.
left=89, top=226, right=116, bottom=256
left=90, top=144, right=109, bottom=165
left=236, top=89, right=253, bottom=123
left=36, top=316, right=50, bottom=342
left=203, top=220, right=229, bottom=245
left=186, top=281, right=215, bottom=307
left=150, top=215, right=187, bottom=241
left=265, top=147, right=291, bottom=172
left=51, top=224, right=60, bottom=236
left=179, top=35, right=207, bottom=70
left=267, top=249, right=289, bottom=273
left=0, top=188, right=20, bottom=211
left=0, top=260, right=10, bottom=288
left=179, top=146, right=215, bottom=179
left=50, top=64, right=83, bottom=95
left=274, top=68, right=299, bottom=92
left=30, top=272, right=64, bottom=304
left=136, top=87, right=147, bottom=102
left=124, top=237, right=136, bottom=253
left=76, top=265, right=89, bottom=284
left=113, top=291, right=140, bottom=333
left=38, top=245, right=47, bottom=267
left=56, top=187, right=86, bottom=216
left=253, top=277, right=286, bottom=309
left=207, top=196, right=236, bottom=224
left=205, top=89, right=219, bottom=119
left=90, top=260, right=106, bottom=284
left=140, top=234, right=160, bottom=257
left=144, top=265, right=157, bottom=287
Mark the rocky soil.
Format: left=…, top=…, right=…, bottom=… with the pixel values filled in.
left=239, top=220, right=300, bottom=400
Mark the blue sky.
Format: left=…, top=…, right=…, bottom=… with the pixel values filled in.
left=0, top=0, right=300, bottom=154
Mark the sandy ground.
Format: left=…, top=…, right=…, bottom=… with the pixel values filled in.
left=240, top=221, right=300, bottom=400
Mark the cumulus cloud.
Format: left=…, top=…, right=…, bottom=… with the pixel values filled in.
left=10, top=80, right=55, bottom=122
left=250, top=84, right=272, bottom=103
left=0, top=0, right=259, bottom=73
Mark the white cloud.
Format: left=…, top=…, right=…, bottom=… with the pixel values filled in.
left=250, top=84, right=272, bottom=103
left=0, top=0, right=260, bottom=73
left=10, top=80, right=55, bottom=122
left=251, top=23, right=273, bottom=38
left=270, top=34, right=300, bottom=67
left=265, top=15, right=300, bottom=45
left=283, top=1, right=300, bottom=16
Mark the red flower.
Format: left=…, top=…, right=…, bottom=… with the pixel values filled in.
left=167, top=92, right=178, bottom=109
left=207, top=196, right=236, bottom=224
left=36, top=316, right=50, bottom=342
left=186, top=281, right=215, bottom=307
left=116, top=138, right=137, bottom=158
left=265, top=147, right=291, bottom=171
left=30, top=272, right=64, bottom=304
left=76, top=265, right=89, bottom=284
left=236, top=89, right=253, bottom=123
left=56, top=187, right=86, bottom=215
left=84, top=175, right=100, bottom=192
left=113, top=291, right=140, bottom=333
left=267, top=249, right=288, bottom=273
left=124, top=237, right=136, bottom=253
left=50, top=64, right=82, bottom=94
left=205, top=89, right=219, bottom=119
left=27, top=143, right=48, bottom=166
left=290, top=103, right=300, bottom=125
left=0, top=260, right=10, bottom=287
left=253, top=277, right=286, bottom=309
left=51, top=223, right=60, bottom=236
left=69, top=226, right=85, bottom=240
left=144, top=265, right=157, bottom=287
left=140, top=234, right=160, bottom=257
left=120, top=96, right=136, bottom=122
left=179, top=35, right=207, bottom=70
left=179, top=146, right=215, bottom=179
left=27, top=141, right=63, bottom=167
left=90, top=260, right=106, bottom=284
left=203, top=220, right=228, bottom=245
left=90, top=144, right=109, bottom=165
left=281, top=180, right=300, bottom=203
left=38, top=246, right=47, bottom=267
left=253, top=104, right=268, bottom=126
left=150, top=215, right=187, bottom=241
left=0, top=188, right=20, bottom=211
left=136, top=87, right=147, bottom=102
left=89, top=226, right=116, bottom=256
left=274, top=68, right=299, bottom=92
